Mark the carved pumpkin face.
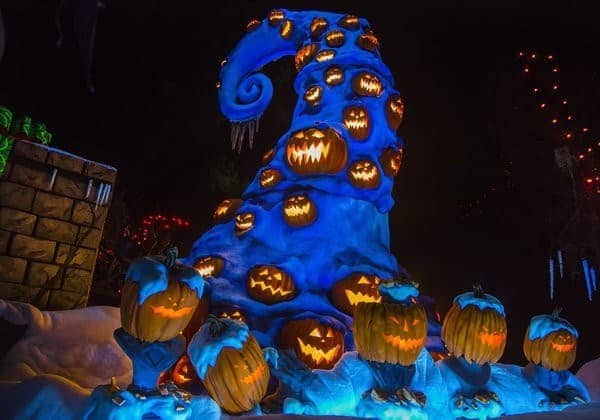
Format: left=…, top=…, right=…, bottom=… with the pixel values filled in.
left=310, top=17, right=328, bottom=39
left=325, top=30, right=345, bottom=47
left=193, top=256, right=224, bottom=278
left=331, top=273, right=382, bottom=315
left=357, top=30, right=379, bottom=51
left=247, top=265, right=296, bottom=304
left=386, top=94, right=405, bottom=130
left=121, top=276, right=199, bottom=342
left=234, top=212, right=255, bottom=236
left=203, top=334, right=270, bottom=414
left=379, top=148, right=403, bottom=178
left=246, top=19, right=260, bottom=32
left=348, top=160, right=380, bottom=189
left=343, top=106, right=370, bottom=140
left=352, top=72, right=383, bottom=97
left=219, top=309, right=246, bottom=323
left=280, top=20, right=293, bottom=39
left=315, top=49, right=336, bottom=63
left=442, top=294, right=507, bottom=364
left=295, top=43, right=319, bottom=71
left=286, top=127, right=348, bottom=175
left=268, top=9, right=284, bottom=26
left=280, top=319, right=344, bottom=369
left=260, top=168, right=282, bottom=188
left=338, top=14, right=360, bottom=30
left=262, top=148, right=275, bottom=164
left=172, top=355, right=198, bottom=387
left=354, top=300, right=428, bottom=366
left=212, top=198, right=243, bottom=224
left=325, top=66, right=344, bottom=86
left=283, top=193, right=317, bottom=227
left=304, top=85, right=323, bottom=107
left=523, top=312, right=578, bottom=371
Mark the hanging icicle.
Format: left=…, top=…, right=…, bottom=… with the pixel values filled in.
left=102, top=184, right=112, bottom=206
left=549, top=257, right=555, bottom=300
left=49, top=168, right=58, bottom=189
left=582, top=259, right=592, bottom=301
left=557, top=249, right=564, bottom=278
left=85, top=179, right=93, bottom=199
left=591, top=267, right=598, bottom=293
left=95, top=182, right=105, bottom=210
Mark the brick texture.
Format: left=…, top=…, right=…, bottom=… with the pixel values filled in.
left=35, top=218, right=79, bottom=244
left=55, top=244, right=96, bottom=270
left=62, top=268, right=91, bottom=294
left=0, top=181, right=35, bottom=210
left=10, top=162, right=52, bottom=191
left=48, top=290, right=85, bottom=310
left=0, top=229, right=10, bottom=253
left=0, top=256, right=27, bottom=283
left=13, top=141, right=48, bottom=162
left=0, top=208, right=36, bottom=235
left=10, top=234, right=56, bottom=262
left=84, top=162, right=117, bottom=183
left=53, top=175, right=86, bottom=200
left=47, top=151, right=84, bottom=173
left=27, top=262, right=61, bottom=288
left=32, top=192, right=73, bottom=220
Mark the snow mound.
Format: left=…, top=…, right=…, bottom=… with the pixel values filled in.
left=578, top=358, right=600, bottom=403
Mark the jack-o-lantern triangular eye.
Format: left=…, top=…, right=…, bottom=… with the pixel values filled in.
left=326, top=328, right=335, bottom=338
left=309, top=328, right=322, bottom=338
left=412, top=319, right=420, bottom=326
left=357, top=276, right=370, bottom=285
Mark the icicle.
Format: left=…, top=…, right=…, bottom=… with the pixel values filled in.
left=102, top=184, right=112, bottom=206
left=95, top=182, right=105, bottom=210
left=85, top=179, right=93, bottom=199
left=557, top=250, right=564, bottom=278
left=582, top=259, right=592, bottom=301
left=49, top=168, right=58, bottom=189
left=248, top=120, right=255, bottom=150
left=591, top=267, right=597, bottom=293
left=549, top=258, right=555, bottom=300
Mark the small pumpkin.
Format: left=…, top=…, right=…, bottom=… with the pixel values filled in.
left=234, top=212, right=255, bottom=236
left=315, top=49, right=336, bottom=63
left=353, top=279, right=427, bottom=366
left=348, top=160, right=381, bottom=189
left=338, top=14, right=360, bottom=30
left=304, top=85, right=323, bottom=107
left=121, top=247, right=203, bottom=342
left=247, top=265, right=296, bottom=304
left=523, top=308, right=578, bottom=371
left=193, top=256, right=224, bottom=278
left=285, top=127, right=348, bottom=175
left=219, top=309, right=247, bottom=323
left=352, top=72, right=383, bottom=97
left=324, top=66, right=344, bottom=86
left=379, top=147, right=403, bottom=177
left=189, top=317, right=270, bottom=414
left=171, top=354, right=198, bottom=387
left=310, top=17, right=328, bottom=39
left=343, top=105, right=370, bottom=140
left=246, top=19, right=260, bottom=32
left=212, top=198, right=243, bottom=224
left=268, top=9, right=284, bottom=26
left=283, top=193, right=317, bottom=227
left=357, top=30, right=379, bottom=51
left=280, top=319, right=344, bottom=369
left=386, top=94, right=405, bottom=130
left=295, top=43, right=319, bottom=71
left=331, top=272, right=381, bottom=315
left=325, top=30, right=345, bottom=47
left=280, top=20, right=294, bottom=39
left=441, top=285, right=507, bottom=365
left=260, top=168, right=282, bottom=188
left=262, top=148, right=275, bottom=164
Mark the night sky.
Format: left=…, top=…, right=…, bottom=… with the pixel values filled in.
left=1, top=0, right=598, bottom=368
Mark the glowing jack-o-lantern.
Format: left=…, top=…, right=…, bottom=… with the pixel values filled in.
left=357, top=30, right=379, bottom=51
left=348, top=160, right=381, bottom=189
left=246, top=19, right=260, bottom=32
left=352, top=72, right=383, bottom=97
left=441, top=286, right=507, bottom=365
left=343, top=105, right=370, bottom=140
left=286, top=127, right=348, bottom=175
left=315, top=50, right=336, bottom=63
left=247, top=265, right=296, bottom=304
left=386, top=94, right=405, bottom=130
left=283, top=193, right=317, bottom=227
left=295, top=43, right=319, bottom=71
left=338, top=14, right=360, bottom=30
left=324, top=66, right=344, bottom=86
left=304, top=85, right=323, bottom=107
left=172, top=355, right=198, bottom=387
left=262, top=148, right=275, bottom=165
left=325, top=30, right=345, bottom=47
left=213, top=198, right=243, bottom=224
left=260, top=168, right=282, bottom=188
left=280, top=319, right=344, bottom=369
left=121, top=248, right=201, bottom=342
left=310, top=17, right=328, bottom=39
left=268, top=9, right=284, bottom=26
left=379, top=147, right=403, bottom=178
left=523, top=309, right=578, bottom=371
left=234, top=212, right=255, bottom=236
left=331, top=273, right=382, bottom=315
left=280, top=20, right=294, bottom=39
left=193, top=256, right=224, bottom=278
left=353, top=280, right=427, bottom=366
left=219, top=309, right=246, bottom=323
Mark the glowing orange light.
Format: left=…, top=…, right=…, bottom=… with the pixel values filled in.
left=547, top=54, right=554, bottom=60
left=565, top=133, right=573, bottom=139
left=567, top=115, right=573, bottom=120
left=553, top=68, right=559, bottom=73
left=551, top=119, right=558, bottom=124
left=588, top=148, right=593, bottom=152
left=586, top=178, right=593, bottom=184
left=578, top=154, right=584, bottom=159
left=533, top=88, right=539, bottom=93
left=563, top=100, right=568, bottom=105
left=583, top=127, right=589, bottom=132
left=519, top=51, right=525, bottom=57
left=531, top=53, right=537, bottom=59
left=552, top=85, right=558, bottom=90
left=540, top=103, right=546, bottom=109
left=524, top=67, right=530, bottom=73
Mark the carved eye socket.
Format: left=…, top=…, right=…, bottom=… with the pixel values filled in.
left=357, top=276, right=370, bottom=285
left=390, top=316, right=400, bottom=325
left=309, top=327, right=322, bottom=338
left=326, top=328, right=335, bottom=338
left=412, top=319, right=420, bottom=326
left=168, top=297, right=173, bottom=301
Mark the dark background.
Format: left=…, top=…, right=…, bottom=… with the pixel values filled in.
left=1, top=0, right=598, bottom=369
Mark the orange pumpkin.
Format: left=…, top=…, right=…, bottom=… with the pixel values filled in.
left=324, top=66, right=344, bottom=86
left=338, top=14, right=360, bottom=30
left=280, top=20, right=294, bottom=39
left=348, top=160, right=380, bottom=189
left=295, top=43, right=319, bottom=71
left=268, top=9, right=284, bottom=26
left=315, top=49, right=336, bottom=63
left=352, top=72, right=383, bottom=97
left=386, top=94, right=405, bottom=130
left=283, top=193, right=317, bottom=227
left=193, top=256, right=224, bottom=278
left=280, top=319, right=344, bottom=369
left=212, top=198, right=243, bottom=224
left=310, top=17, right=328, bottom=39
left=343, top=106, right=370, bottom=140
left=325, top=30, right=345, bottom=47
left=304, top=85, right=323, bottom=107
left=285, top=127, right=348, bottom=175
left=379, top=147, right=403, bottom=178
left=331, top=273, right=381, bottom=315
left=234, top=212, right=255, bottom=236
left=357, top=30, right=379, bottom=51
left=260, top=168, right=282, bottom=188
left=247, top=265, right=296, bottom=304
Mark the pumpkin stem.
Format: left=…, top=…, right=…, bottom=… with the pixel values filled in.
left=206, top=314, right=227, bottom=337
left=164, top=246, right=179, bottom=270
left=551, top=307, right=563, bottom=319
left=472, top=284, right=485, bottom=297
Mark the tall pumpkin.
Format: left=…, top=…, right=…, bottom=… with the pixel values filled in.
left=353, top=279, right=427, bottom=366
left=441, top=285, right=507, bottom=364
left=523, top=308, right=578, bottom=372
left=188, top=316, right=270, bottom=414
left=121, top=247, right=204, bottom=342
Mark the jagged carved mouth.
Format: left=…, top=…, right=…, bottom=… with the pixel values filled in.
left=284, top=203, right=311, bottom=217
left=281, top=319, right=345, bottom=369
left=383, top=334, right=424, bottom=351
left=285, top=127, right=347, bottom=174
left=551, top=341, right=575, bottom=353
left=241, top=363, right=266, bottom=385
left=249, top=279, right=293, bottom=297
left=295, top=43, right=319, bottom=71
left=268, top=9, right=284, bottom=26
left=151, top=305, right=194, bottom=319
left=280, top=20, right=294, bottom=39
left=345, top=289, right=381, bottom=306
left=353, top=72, right=383, bottom=97
left=260, top=168, right=281, bottom=188
left=247, top=266, right=296, bottom=303
left=235, top=213, right=255, bottom=236
left=310, top=17, right=328, bottom=39
left=358, top=32, right=379, bottom=51
left=478, top=331, right=507, bottom=348
left=193, top=256, right=224, bottom=278
left=325, top=30, right=345, bottom=47
left=315, top=50, right=336, bottom=62
left=304, top=85, right=323, bottom=106
left=297, top=338, right=341, bottom=365
left=338, top=14, right=359, bottom=30
left=349, top=161, right=380, bottom=188
left=343, top=106, right=370, bottom=140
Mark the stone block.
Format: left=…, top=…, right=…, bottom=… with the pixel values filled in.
left=0, top=208, right=36, bottom=235
left=0, top=282, right=45, bottom=305
left=47, top=151, right=84, bottom=174
left=35, top=218, right=78, bottom=244
left=10, top=234, right=56, bottom=262
left=0, top=229, right=10, bottom=253
left=52, top=174, right=86, bottom=200
left=0, top=181, right=35, bottom=210
left=32, top=191, right=73, bottom=220
left=27, top=262, right=61, bottom=288
left=0, top=256, right=27, bottom=283
left=9, top=162, right=53, bottom=191
left=1, top=161, right=11, bottom=179
left=62, top=268, right=91, bottom=294
left=72, top=200, right=107, bottom=227
left=47, top=289, right=84, bottom=310
left=77, top=226, right=102, bottom=248
left=84, top=162, right=117, bottom=183
left=55, top=244, right=96, bottom=270
left=13, top=140, right=48, bottom=162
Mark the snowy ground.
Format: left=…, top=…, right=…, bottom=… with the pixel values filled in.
left=0, top=299, right=598, bottom=419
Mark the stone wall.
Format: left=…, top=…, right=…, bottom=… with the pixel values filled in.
left=0, top=140, right=116, bottom=309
